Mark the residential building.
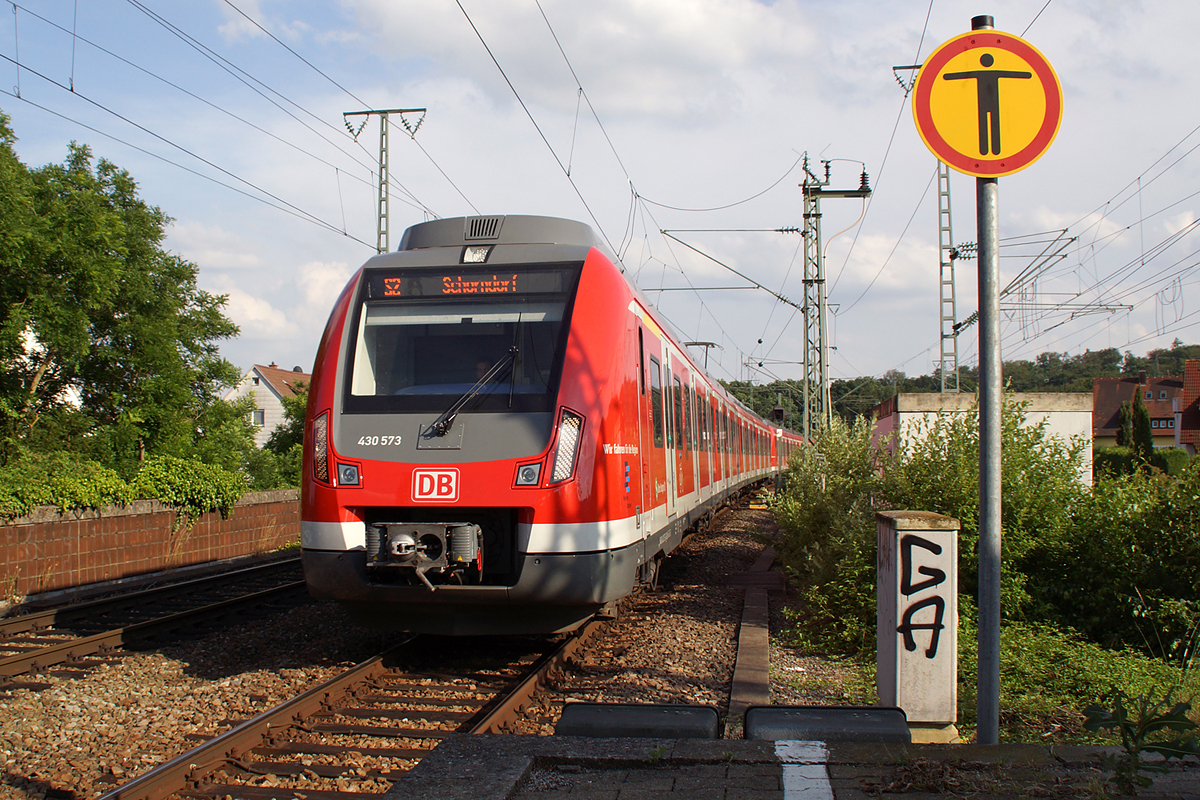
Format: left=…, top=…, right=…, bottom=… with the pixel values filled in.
left=1091, top=371, right=1181, bottom=451
left=1176, top=360, right=1200, bottom=455
left=225, top=363, right=311, bottom=447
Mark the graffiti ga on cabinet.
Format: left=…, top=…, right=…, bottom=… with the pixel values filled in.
left=876, top=511, right=959, bottom=727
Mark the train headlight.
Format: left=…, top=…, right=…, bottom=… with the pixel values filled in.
left=336, top=463, right=361, bottom=486
left=312, top=412, right=330, bottom=484
left=550, top=409, right=584, bottom=483
left=515, top=463, right=541, bottom=486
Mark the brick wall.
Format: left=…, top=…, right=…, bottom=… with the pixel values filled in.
left=0, top=490, right=300, bottom=599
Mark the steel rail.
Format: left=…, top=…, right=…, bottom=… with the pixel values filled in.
left=0, top=581, right=308, bottom=678
left=1, top=557, right=302, bottom=637
left=98, top=614, right=613, bottom=799
left=96, top=646, right=404, bottom=800
left=468, top=616, right=607, bottom=734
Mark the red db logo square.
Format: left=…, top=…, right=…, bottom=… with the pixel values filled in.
left=412, top=468, right=460, bottom=502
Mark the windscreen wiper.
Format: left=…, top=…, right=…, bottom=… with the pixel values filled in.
left=429, top=346, right=518, bottom=437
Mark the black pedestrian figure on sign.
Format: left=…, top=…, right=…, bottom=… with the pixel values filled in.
left=943, top=52, right=1031, bottom=156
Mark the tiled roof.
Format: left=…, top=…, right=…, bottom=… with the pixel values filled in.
left=1092, top=375, right=1182, bottom=436
left=254, top=363, right=311, bottom=398
left=1181, top=360, right=1200, bottom=445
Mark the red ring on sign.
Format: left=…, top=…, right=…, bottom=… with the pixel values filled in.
left=913, top=31, right=1062, bottom=177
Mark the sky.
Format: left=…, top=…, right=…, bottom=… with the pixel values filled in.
left=3, top=0, right=1199, bottom=388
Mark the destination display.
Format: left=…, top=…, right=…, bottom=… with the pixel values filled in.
left=366, top=265, right=579, bottom=300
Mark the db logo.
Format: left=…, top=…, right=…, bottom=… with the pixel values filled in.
left=412, top=468, right=460, bottom=502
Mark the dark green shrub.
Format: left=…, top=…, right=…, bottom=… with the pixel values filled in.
left=1094, top=445, right=1137, bottom=478
left=770, top=416, right=881, bottom=652
left=1152, top=447, right=1191, bottom=476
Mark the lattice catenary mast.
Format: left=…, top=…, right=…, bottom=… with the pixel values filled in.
left=344, top=108, right=427, bottom=254
left=801, top=156, right=871, bottom=439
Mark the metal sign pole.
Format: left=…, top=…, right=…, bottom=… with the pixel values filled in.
left=972, top=13, right=1002, bottom=748
left=976, top=173, right=1001, bottom=745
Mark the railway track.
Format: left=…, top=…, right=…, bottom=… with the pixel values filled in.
left=0, top=558, right=308, bottom=690
left=97, top=617, right=608, bottom=800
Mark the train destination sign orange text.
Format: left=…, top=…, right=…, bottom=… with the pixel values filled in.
left=367, top=265, right=577, bottom=300
left=912, top=29, right=1061, bottom=177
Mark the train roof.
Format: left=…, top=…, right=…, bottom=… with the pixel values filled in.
left=398, top=215, right=611, bottom=254
left=394, top=215, right=772, bottom=426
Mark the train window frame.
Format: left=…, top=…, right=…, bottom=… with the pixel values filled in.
left=340, top=261, right=582, bottom=415
left=649, top=355, right=664, bottom=447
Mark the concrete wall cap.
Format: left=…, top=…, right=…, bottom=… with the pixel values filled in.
left=876, top=510, right=961, bottom=529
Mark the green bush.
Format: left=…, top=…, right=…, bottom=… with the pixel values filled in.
left=0, top=450, right=247, bottom=524
left=1019, top=463, right=1200, bottom=659
left=0, top=450, right=132, bottom=518
left=772, top=396, right=1200, bottom=740
left=879, top=399, right=1087, bottom=617
left=770, top=415, right=881, bottom=652
left=957, top=599, right=1195, bottom=741
left=1094, top=445, right=1137, bottom=478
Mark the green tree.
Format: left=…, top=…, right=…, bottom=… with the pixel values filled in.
left=1116, top=400, right=1133, bottom=447
left=0, top=113, right=242, bottom=474
left=1132, top=390, right=1153, bottom=463
left=264, top=383, right=308, bottom=486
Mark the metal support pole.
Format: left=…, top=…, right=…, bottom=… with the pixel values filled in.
left=377, top=113, right=390, bottom=254
left=972, top=11, right=1002, bottom=747
left=976, top=175, right=1002, bottom=745
left=343, top=107, right=426, bottom=255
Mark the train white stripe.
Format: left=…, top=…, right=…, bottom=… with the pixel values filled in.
left=302, top=520, right=366, bottom=551
left=520, top=516, right=641, bottom=554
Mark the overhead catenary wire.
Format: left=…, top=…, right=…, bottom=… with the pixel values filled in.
left=0, top=52, right=373, bottom=240
left=1, top=86, right=376, bottom=248
left=217, top=0, right=476, bottom=215
left=11, top=2, right=383, bottom=196
left=453, top=0, right=619, bottom=260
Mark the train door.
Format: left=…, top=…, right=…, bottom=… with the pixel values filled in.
left=662, top=351, right=678, bottom=517
left=672, top=371, right=689, bottom=499
left=676, top=367, right=696, bottom=499
left=697, top=385, right=710, bottom=493
left=649, top=352, right=673, bottom=520
left=636, top=327, right=649, bottom=532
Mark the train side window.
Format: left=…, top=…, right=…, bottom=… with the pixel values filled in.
left=649, top=356, right=664, bottom=447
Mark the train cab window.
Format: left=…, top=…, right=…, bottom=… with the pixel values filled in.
left=649, top=356, right=664, bottom=447
left=343, top=263, right=581, bottom=413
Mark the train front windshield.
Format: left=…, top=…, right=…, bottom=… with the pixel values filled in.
left=343, top=263, right=582, bottom=414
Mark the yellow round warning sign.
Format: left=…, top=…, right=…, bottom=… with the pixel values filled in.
left=913, top=30, right=1062, bottom=177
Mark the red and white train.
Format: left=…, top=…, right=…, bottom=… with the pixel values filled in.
left=301, top=215, right=803, bottom=634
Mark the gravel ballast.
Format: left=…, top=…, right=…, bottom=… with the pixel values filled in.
left=0, top=503, right=852, bottom=800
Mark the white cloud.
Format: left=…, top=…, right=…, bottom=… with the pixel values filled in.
left=217, top=0, right=266, bottom=43
left=1165, top=211, right=1197, bottom=237
left=221, top=286, right=298, bottom=341
left=297, top=259, right=357, bottom=312
left=168, top=221, right=263, bottom=271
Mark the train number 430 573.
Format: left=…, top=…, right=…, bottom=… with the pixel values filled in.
left=357, top=435, right=402, bottom=446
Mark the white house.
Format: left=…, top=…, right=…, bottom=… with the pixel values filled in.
left=225, top=363, right=311, bottom=447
